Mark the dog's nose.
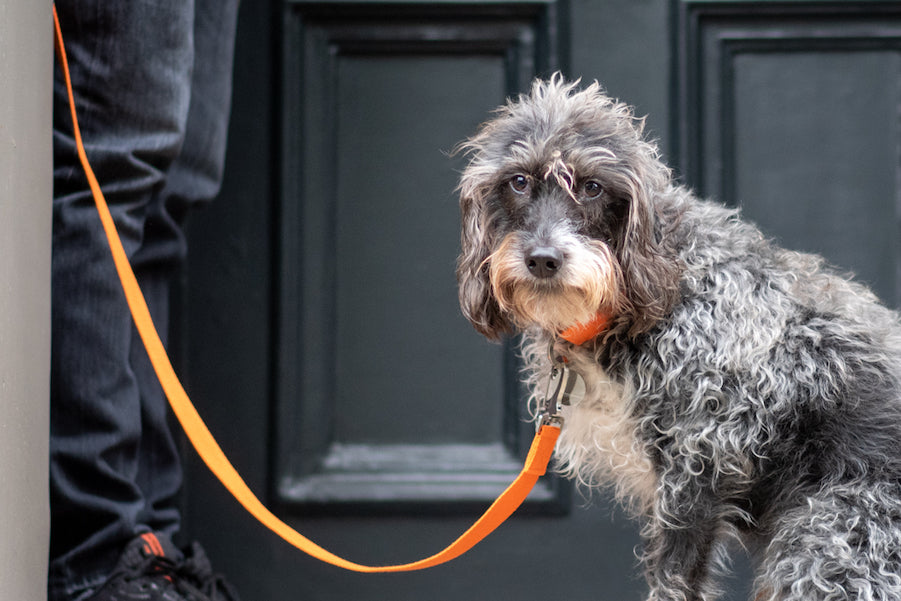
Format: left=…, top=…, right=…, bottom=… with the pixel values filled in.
left=526, top=247, right=563, bottom=278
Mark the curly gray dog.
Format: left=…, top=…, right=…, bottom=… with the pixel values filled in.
left=456, top=75, right=901, bottom=601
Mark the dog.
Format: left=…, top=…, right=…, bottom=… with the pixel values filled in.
left=455, top=75, right=901, bottom=601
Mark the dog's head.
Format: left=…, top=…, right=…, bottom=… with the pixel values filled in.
left=456, top=76, right=681, bottom=342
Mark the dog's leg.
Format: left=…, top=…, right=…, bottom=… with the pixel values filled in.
left=641, top=513, right=729, bottom=601
left=755, top=482, right=901, bottom=601
left=638, top=422, right=752, bottom=601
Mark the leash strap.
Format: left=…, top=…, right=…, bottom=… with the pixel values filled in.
left=52, top=5, right=560, bottom=572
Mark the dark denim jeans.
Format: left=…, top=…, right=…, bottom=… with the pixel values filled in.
left=50, top=2, right=239, bottom=599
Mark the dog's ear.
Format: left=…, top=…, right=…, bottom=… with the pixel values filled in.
left=617, top=169, right=681, bottom=337
left=456, top=187, right=514, bottom=341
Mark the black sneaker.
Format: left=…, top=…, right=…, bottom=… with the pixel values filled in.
left=84, top=533, right=240, bottom=601
left=179, top=541, right=241, bottom=601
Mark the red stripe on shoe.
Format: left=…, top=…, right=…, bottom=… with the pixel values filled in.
left=140, top=532, right=166, bottom=557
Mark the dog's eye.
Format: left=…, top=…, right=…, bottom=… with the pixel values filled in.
left=509, top=174, right=530, bottom=194
left=582, top=180, right=603, bottom=200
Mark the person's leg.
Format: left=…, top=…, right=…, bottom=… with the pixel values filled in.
left=133, top=0, right=240, bottom=537
left=49, top=2, right=195, bottom=599
left=50, top=0, right=241, bottom=598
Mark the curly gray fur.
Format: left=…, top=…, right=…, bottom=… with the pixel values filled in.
left=456, top=75, right=901, bottom=601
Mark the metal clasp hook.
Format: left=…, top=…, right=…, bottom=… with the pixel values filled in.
left=538, top=341, right=583, bottom=430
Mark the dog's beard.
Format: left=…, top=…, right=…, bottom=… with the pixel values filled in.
left=487, top=232, right=624, bottom=333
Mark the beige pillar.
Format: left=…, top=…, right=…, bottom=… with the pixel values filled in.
left=0, top=1, right=53, bottom=599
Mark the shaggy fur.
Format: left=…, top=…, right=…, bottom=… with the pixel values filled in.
left=456, top=75, right=901, bottom=601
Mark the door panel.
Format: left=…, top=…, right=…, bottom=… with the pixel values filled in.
left=732, top=50, right=901, bottom=303
left=332, top=56, right=506, bottom=447
left=178, top=2, right=901, bottom=600
left=274, top=1, right=569, bottom=515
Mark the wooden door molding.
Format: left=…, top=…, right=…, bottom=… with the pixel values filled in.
left=274, top=1, right=570, bottom=514
left=676, top=1, right=901, bottom=197
left=675, top=1, right=901, bottom=306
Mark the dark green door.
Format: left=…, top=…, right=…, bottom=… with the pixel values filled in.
left=176, top=2, right=901, bottom=600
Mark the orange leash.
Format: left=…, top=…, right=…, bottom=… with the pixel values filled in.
left=52, top=5, right=561, bottom=572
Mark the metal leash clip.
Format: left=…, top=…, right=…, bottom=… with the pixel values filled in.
left=538, top=343, right=585, bottom=430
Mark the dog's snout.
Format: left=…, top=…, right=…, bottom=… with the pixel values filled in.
left=526, top=247, right=564, bottom=278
